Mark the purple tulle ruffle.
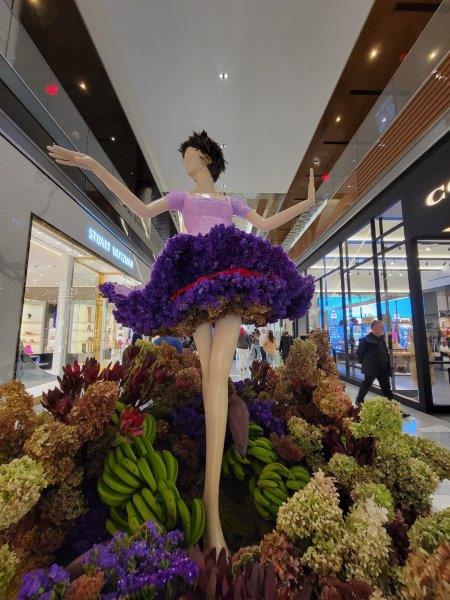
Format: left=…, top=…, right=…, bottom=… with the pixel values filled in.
left=100, top=224, right=315, bottom=336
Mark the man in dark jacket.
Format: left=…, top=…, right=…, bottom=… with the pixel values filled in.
left=355, top=320, right=408, bottom=418
left=279, top=330, right=294, bottom=363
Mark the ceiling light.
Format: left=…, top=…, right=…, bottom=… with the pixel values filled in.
left=426, top=246, right=431, bottom=251
left=219, top=144, right=227, bottom=149
left=443, top=227, right=450, bottom=233
left=428, top=50, right=438, bottom=61
left=221, top=184, right=226, bottom=188
left=335, top=116, right=342, bottom=123
left=110, top=136, right=116, bottom=142
left=369, top=47, right=380, bottom=60
left=79, top=81, right=87, bottom=91
left=382, top=117, right=386, bottom=123
left=218, top=73, right=229, bottom=80
left=399, top=272, right=403, bottom=277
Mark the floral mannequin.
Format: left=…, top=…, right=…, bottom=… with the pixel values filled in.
left=48, top=131, right=315, bottom=552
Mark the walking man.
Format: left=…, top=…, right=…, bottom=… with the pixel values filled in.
left=355, top=320, right=408, bottom=417
left=279, top=329, right=294, bottom=364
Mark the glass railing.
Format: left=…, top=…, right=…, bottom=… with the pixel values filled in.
left=0, top=0, right=163, bottom=253
left=283, top=0, right=450, bottom=250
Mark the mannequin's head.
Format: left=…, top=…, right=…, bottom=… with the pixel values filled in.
left=179, top=130, right=226, bottom=182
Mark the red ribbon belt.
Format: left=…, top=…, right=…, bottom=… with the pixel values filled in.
left=170, top=267, right=261, bottom=301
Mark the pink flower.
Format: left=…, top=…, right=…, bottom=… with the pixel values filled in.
left=120, top=407, right=145, bottom=437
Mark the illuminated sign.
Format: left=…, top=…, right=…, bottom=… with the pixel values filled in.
left=425, top=180, right=450, bottom=206
left=87, top=227, right=134, bottom=269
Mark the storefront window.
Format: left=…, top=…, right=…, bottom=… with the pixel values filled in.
left=321, top=262, right=345, bottom=366
left=418, top=240, right=450, bottom=408
left=16, top=220, right=140, bottom=393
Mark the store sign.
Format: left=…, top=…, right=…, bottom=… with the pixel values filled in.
left=425, top=180, right=450, bottom=206
left=87, top=227, right=134, bottom=269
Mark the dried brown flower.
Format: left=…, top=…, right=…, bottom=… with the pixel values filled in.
left=269, top=433, right=304, bottom=465
left=63, top=572, right=104, bottom=600
left=259, top=531, right=303, bottom=599
left=402, top=543, right=450, bottom=599
left=40, top=483, right=87, bottom=526
left=67, top=381, right=119, bottom=442
left=0, top=381, right=36, bottom=461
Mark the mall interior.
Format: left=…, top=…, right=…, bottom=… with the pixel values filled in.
left=0, top=1, right=449, bottom=597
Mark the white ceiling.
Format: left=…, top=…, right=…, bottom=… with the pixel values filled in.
left=75, top=0, right=374, bottom=196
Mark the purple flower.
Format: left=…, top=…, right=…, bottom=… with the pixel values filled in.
left=18, top=565, right=69, bottom=600
left=171, top=404, right=205, bottom=438
left=100, top=224, right=315, bottom=336
left=249, top=400, right=286, bottom=436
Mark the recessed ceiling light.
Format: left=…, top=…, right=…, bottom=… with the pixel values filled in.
left=79, top=81, right=87, bottom=91
left=219, top=144, right=227, bottom=149
left=428, top=50, right=438, bottom=61
left=110, top=136, right=116, bottom=142
left=426, top=246, right=431, bottom=251
left=382, top=117, right=387, bottom=123
left=218, top=72, right=229, bottom=80
left=335, top=116, right=342, bottom=123
left=443, top=227, right=450, bottom=233
left=369, top=47, right=380, bottom=60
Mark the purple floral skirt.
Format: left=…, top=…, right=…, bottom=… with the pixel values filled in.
left=100, top=224, right=315, bottom=336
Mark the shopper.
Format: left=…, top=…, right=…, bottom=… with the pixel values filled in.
left=356, top=320, right=409, bottom=417
left=236, top=326, right=251, bottom=373
left=250, top=329, right=262, bottom=362
left=279, top=330, right=294, bottom=363
left=263, top=330, right=277, bottom=367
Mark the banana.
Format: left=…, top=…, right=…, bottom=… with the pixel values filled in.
left=290, top=466, right=311, bottom=482
left=263, top=462, right=291, bottom=478
left=157, top=480, right=177, bottom=529
left=114, top=445, right=125, bottom=463
left=266, top=503, right=279, bottom=517
left=141, top=436, right=154, bottom=455
left=120, top=457, right=143, bottom=480
left=133, top=492, right=160, bottom=525
left=249, top=476, right=257, bottom=496
left=116, top=401, right=126, bottom=413
left=248, top=459, right=263, bottom=476
left=141, top=488, right=165, bottom=523
left=105, top=452, right=115, bottom=473
left=259, top=468, right=281, bottom=481
left=262, top=489, right=284, bottom=507
left=110, top=461, right=141, bottom=489
left=126, top=499, right=141, bottom=522
left=110, top=506, right=129, bottom=530
left=254, top=486, right=271, bottom=508
left=232, top=462, right=246, bottom=482
left=103, top=470, right=135, bottom=496
left=176, top=498, right=191, bottom=544
left=133, top=436, right=148, bottom=458
left=137, top=458, right=157, bottom=492
left=247, top=447, right=273, bottom=463
left=256, top=478, right=278, bottom=489
left=111, top=412, right=120, bottom=426
left=166, top=480, right=181, bottom=502
left=222, top=452, right=231, bottom=477
left=278, top=480, right=289, bottom=495
left=189, top=499, right=205, bottom=545
left=105, top=518, right=119, bottom=536
left=253, top=437, right=273, bottom=450
left=266, top=487, right=288, bottom=502
left=267, top=451, right=279, bottom=462
left=286, top=479, right=308, bottom=491
left=121, top=442, right=138, bottom=462
left=147, top=451, right=167, bottom=481
left=144, top=414, right=156, bottom=443
left=232, top=445, right=251, bottom=465
left=161, top=450, right=177, bottom=482
left=97, top=479, right=129, bottom=506
left=128, top=513, right=142, bottom=534
left=253, top=498, right=271, bottom=520
left=249, top=423, right=264, bottom=438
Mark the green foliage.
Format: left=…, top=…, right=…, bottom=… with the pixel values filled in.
left=351, top=397, right=402, bottom=440
left=352, top=482, right=394, bottom=521
left=327, top=454, right=368, bottom=490
left=402, top=434, right=450, bottom=481
left=408, top=507, right=450, bottom=554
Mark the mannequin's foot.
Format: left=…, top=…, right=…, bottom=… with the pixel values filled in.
left=203, top=521, right=229, bottom=556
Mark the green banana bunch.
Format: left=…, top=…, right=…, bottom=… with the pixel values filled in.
left=251, top=462, right=311, bottom=520
left=222, top=434, right=278, bottom=481
left=98, top=430, right=204, bottom=545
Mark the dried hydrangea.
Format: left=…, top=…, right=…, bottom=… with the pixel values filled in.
left=0, top=456, right=47, bottom=530
left=277, top=471, right=344, bottom=576
left=0, top=543, right=18, bottom=598
left=309, top=329, right=336, bottom=376
left=403, top=434, right=450, bottom=481
left=351, top=397, right=402, bottom=440
left=319, top=576, right=374, bottom=600
left=313, top=376, right=353, bottom=420
left=269, top=433, right=304, bottom=465
left=40, top=483, right=87, bottom=526
left=63, top=572, right=104, bottom=600
left=342, top=498, right=391, bottom=585
left=23, top=414, right=80, bottom=485
left=284, top=339, right=323, bottom=388
left=67, top=380, right=118, bottom=442
left=259, top=531, right=303, bottom=599
left=287, top=416, right=325, bottom=470
left=231, top=545, right=260, bottom=575
left=408, top=508, right=450, bottom=555
left=327, top=454, right=368, bottom=491
left=351, top=483, right=394, bottom=521
left=401, top=543, right=450, bottom=600
left=0, top=381, right=36, bottom=462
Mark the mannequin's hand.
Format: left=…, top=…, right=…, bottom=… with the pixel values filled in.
left=47, top=144, right=100, bottom=173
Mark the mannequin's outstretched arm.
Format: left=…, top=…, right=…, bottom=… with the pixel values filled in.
left=245, top=168, right=316, bottom=232
left=47, top=144, right=169, bottom=219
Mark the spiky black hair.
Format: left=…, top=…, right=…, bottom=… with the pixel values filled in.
left=178, top=130, right=227, bottom=182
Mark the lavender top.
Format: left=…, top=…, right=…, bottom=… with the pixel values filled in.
left=167, top=190, right=251, bottom=235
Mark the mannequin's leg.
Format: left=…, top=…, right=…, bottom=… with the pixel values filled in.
left=193, top=322, right=213, bottom=404
left=203, top=314, right=242, bottom=552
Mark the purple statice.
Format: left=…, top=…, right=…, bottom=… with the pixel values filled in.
left=171, top=404, right=205, bottom=439
left=249, top=400, right=286, bottom=436
left=84, top=522, right=198, bottom=599
left=100, top=224, right=315, bottom=336
left=18, top=564, right=69, bottom=600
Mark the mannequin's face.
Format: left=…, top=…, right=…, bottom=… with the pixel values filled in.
left=183, top=146, right=212, bottom=180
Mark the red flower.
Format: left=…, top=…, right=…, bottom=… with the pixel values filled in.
left=120, top=407, right=145, bottom=437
